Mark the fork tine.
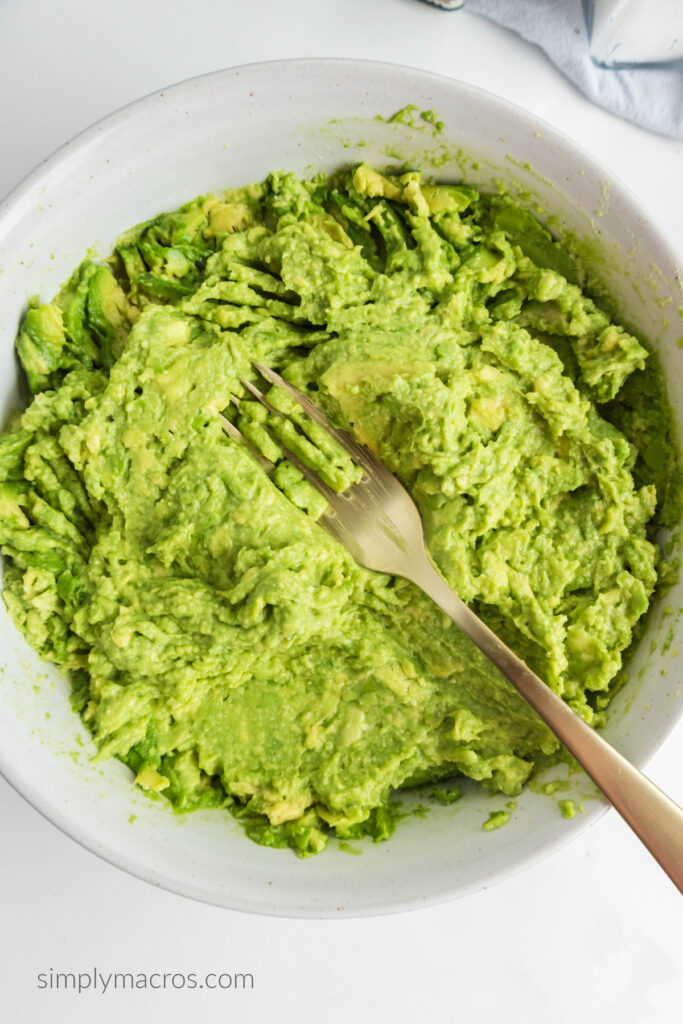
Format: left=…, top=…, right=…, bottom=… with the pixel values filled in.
left=273, top=437, right=340, bottom=507
left=241, top=376, right=285, bottom=418
left=252, top=362, right=392, bottom=479
left=239, top=383, right=340, bottom=507
left=218, top=411, right=245, bottom=443
left=218, top=412, right=276, bottom=475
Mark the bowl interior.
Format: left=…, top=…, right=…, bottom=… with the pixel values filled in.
left=0, top=59, right=681, bottom=916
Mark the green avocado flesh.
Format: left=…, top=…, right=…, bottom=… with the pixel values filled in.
left=0, top=164, right=678, bottom=856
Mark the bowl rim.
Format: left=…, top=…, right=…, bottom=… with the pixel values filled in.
left=0, top=56, right=680, bottom=917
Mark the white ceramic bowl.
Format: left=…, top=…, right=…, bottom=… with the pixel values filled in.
left=0, top=60, right=681, bottom=917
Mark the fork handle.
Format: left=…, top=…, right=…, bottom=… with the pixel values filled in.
left=409, top=556, right=683, bottom=894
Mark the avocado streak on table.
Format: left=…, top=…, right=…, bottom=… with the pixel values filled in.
left=0, top=164, right=677, bottom=856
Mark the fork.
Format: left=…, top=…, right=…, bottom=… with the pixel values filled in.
left=221, top=361, right=683, bottom=892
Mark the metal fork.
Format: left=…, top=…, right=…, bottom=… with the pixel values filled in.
left=222, top=361, right=683, bottom=892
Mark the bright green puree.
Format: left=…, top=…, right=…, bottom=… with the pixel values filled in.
left=0, top=165, right=678, bottom=855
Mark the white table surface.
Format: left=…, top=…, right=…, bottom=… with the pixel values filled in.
left=0, top=1, right=681, bottom=1021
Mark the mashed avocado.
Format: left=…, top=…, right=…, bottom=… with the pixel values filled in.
left=0, top=164, right=678, bottom=856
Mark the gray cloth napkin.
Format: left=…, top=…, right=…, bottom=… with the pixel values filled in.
left=418, top=0, right=683, bottom=138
